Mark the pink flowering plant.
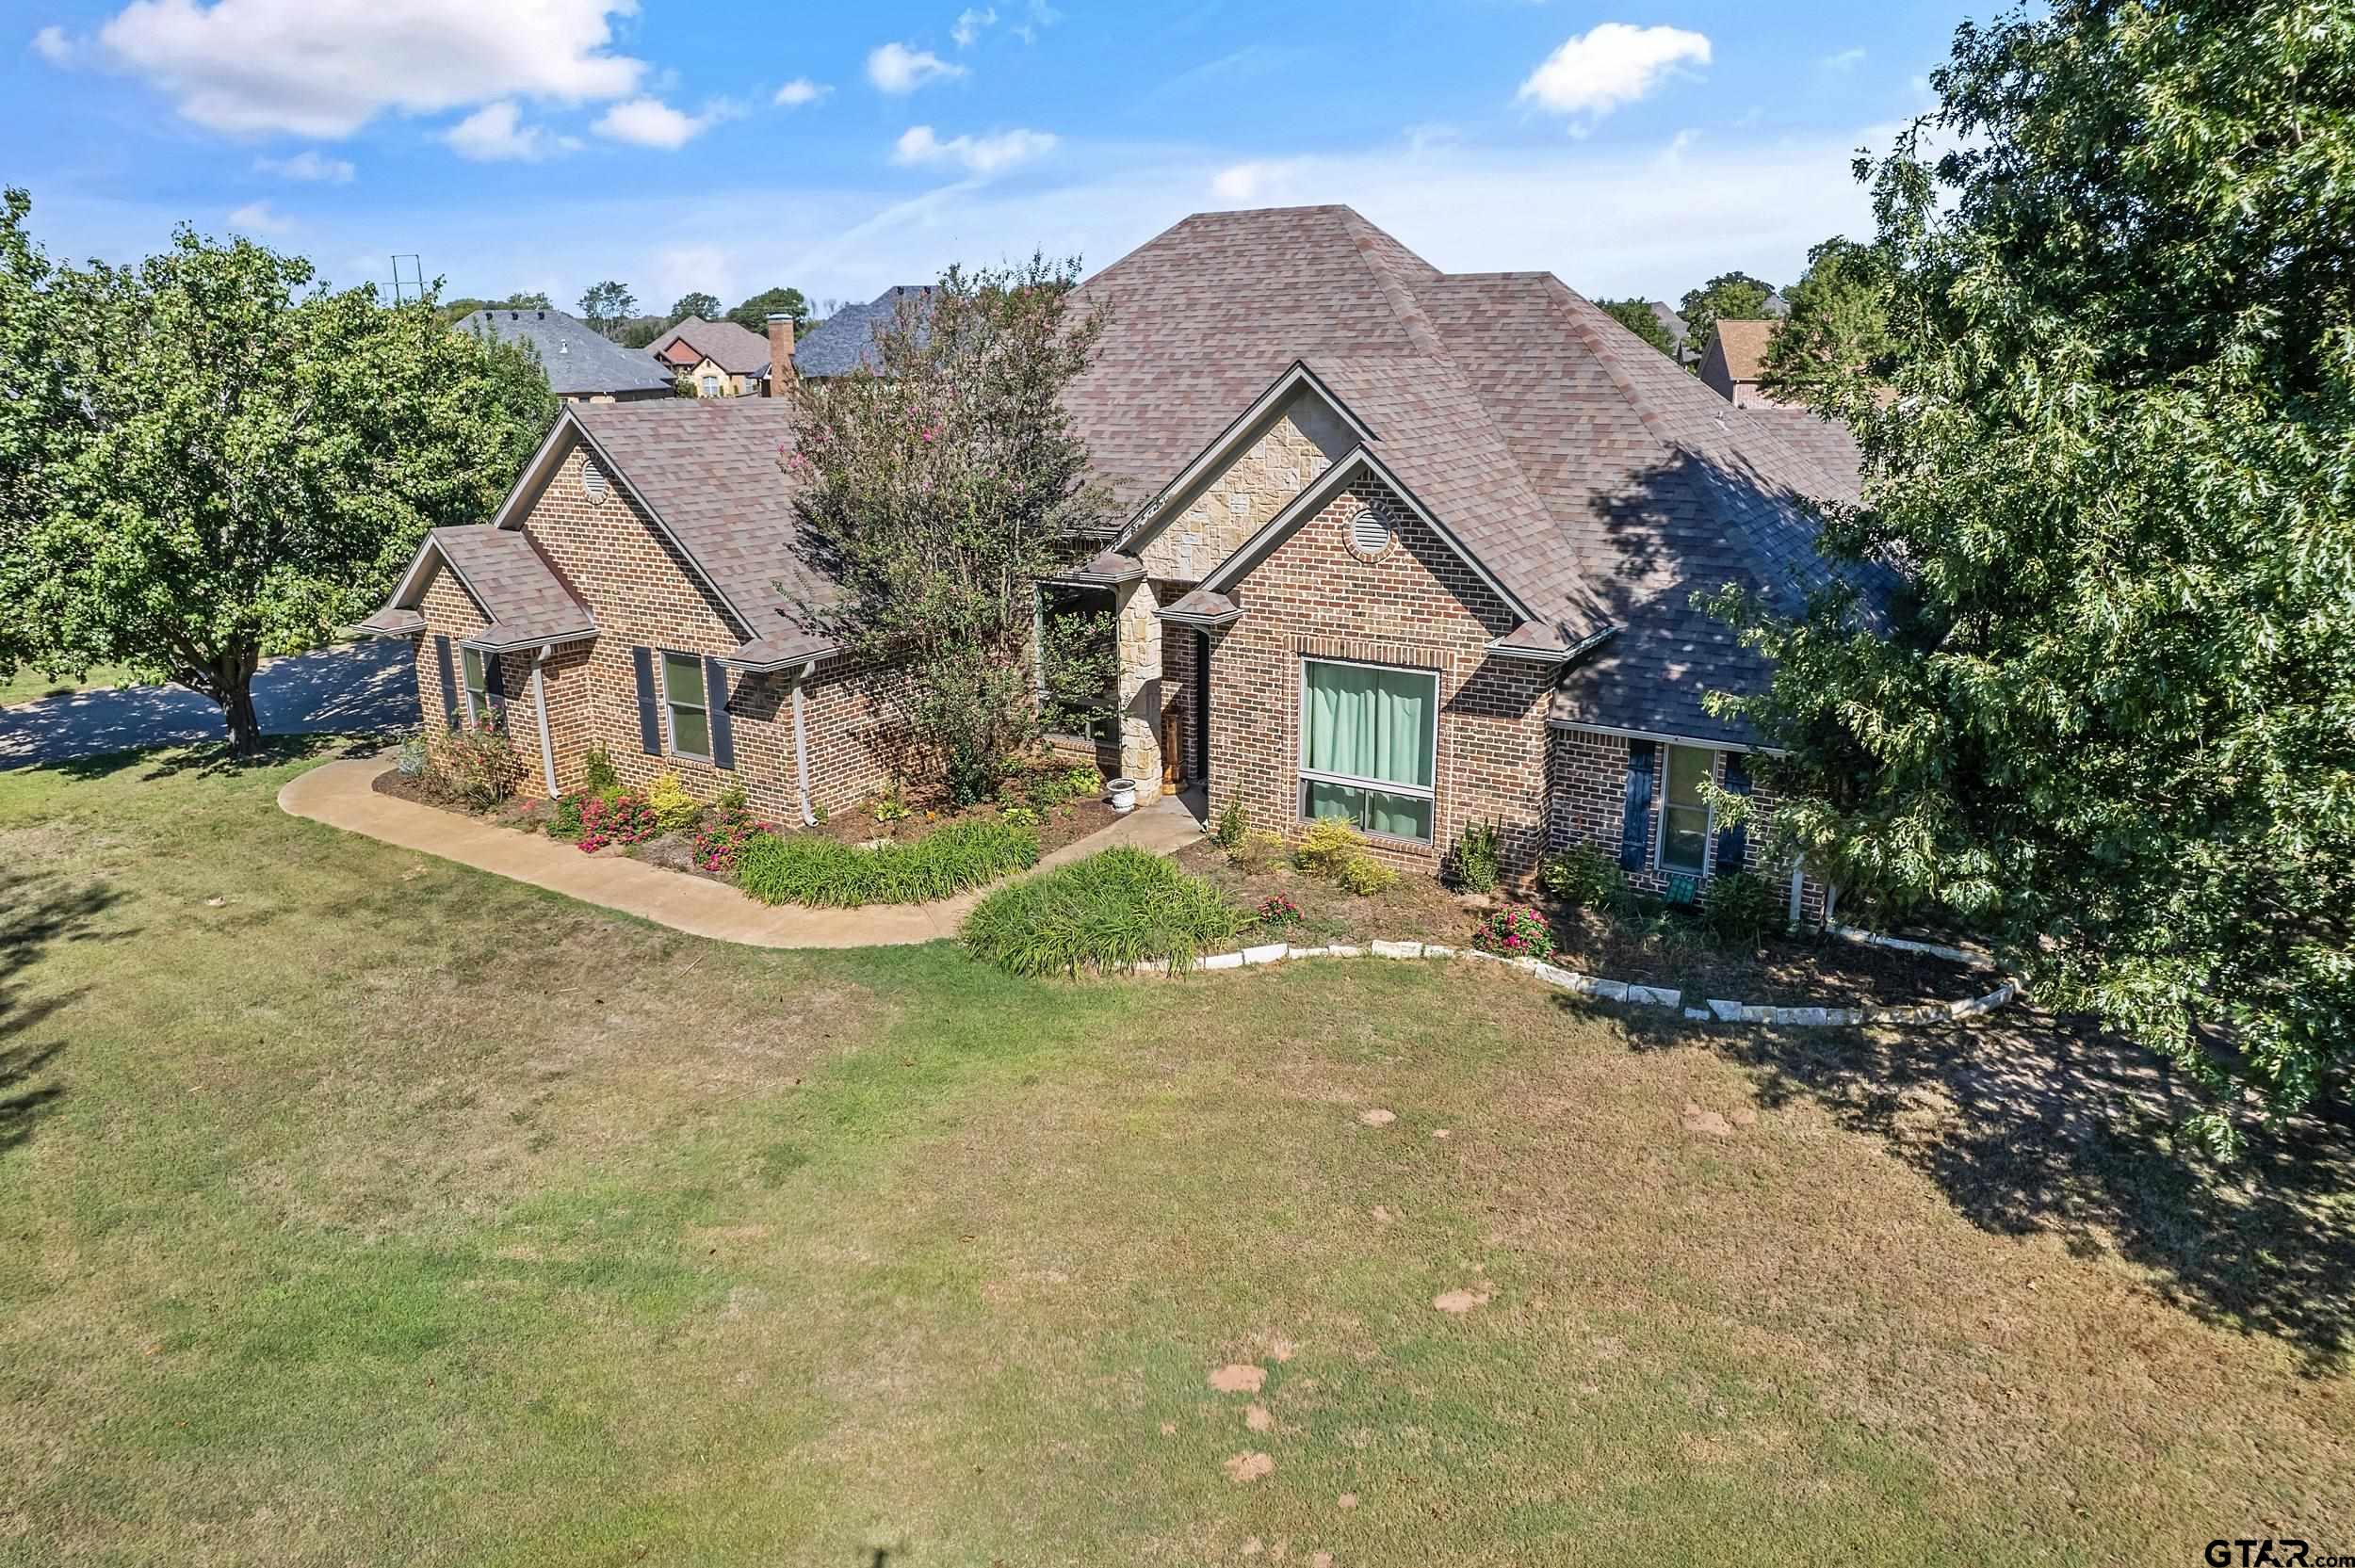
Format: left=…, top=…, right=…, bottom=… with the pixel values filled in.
left=690, top=806, right=772, bottom=877
left=1257, top=895, right=1305, bottom=929
left=1470, top=905, right=1557, bottom=962
left=575, top=790, right=660, bottom=853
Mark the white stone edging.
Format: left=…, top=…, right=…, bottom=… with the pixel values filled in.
left=1128, top=939, right=2019, bottom=1028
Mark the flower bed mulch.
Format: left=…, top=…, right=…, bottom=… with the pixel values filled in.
left=1174, top=839, right=1986, bottom=1011
left=809, top=790, right=1116, bottom=859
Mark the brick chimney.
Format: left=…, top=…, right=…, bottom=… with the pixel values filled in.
left=766, top=313, right=795, bottom=395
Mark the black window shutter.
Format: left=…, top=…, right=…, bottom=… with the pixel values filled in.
left=433, top=634, right=459, bottom=730
left=631, top=646, right=662, bottom=754
left=704, top=655, right=735, bottom=770
left=1617, top=739, right=1655, bottom=871
left=1715, top=752, right=1750, bottom=872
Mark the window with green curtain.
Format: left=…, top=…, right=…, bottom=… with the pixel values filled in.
left=1298, top=658, right=1437, bottom=842
left=663, top=652, right=710, bottom=759
left=1660, top=744, right=1713, bottom=873
left=461, top=647, right=492, bottom=726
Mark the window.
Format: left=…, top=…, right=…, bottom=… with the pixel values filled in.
left=1298, top=658, right=1437, bottom=842
left=461, top=647, right=493, bottom=727
left=700, top=375, right=719, bottom=396
left=1658, top=744, right=1714, bottom=874
left=663, top=653, right=710, bottom=760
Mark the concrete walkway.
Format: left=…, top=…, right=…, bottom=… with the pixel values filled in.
left=278, top=758, right=1206, bottom=949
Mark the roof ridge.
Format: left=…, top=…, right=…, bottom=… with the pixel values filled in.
left=1338, top=209, right=1446, bottom=359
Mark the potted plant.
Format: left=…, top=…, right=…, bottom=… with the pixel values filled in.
left=1107, top=777, right=1139, bottom=813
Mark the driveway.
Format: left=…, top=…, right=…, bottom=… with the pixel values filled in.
left=0, top=639, right=416, bottom=768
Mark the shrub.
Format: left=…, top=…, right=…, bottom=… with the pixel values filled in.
left=872, top=787, right=912, bottom=824
left=1541, top=845, right=1629, bottom=913
left=551, top=792, right=584, bottom=837
left=690, top=806, right=771, bottom=877
left=1471, top=904, right=1557, bottom=962
left=432, top=722, right=520, bottom=810
left=1335, top=853, right=1397, bottom=896
left=1228, top=829, right=1286, bottom=873
left=582, top=742, right=620, bottom=795
left=1700, top=870, right=1783, bottom=946
left=1453, top=818, right=1502, bottom=894
left=577, top=790, right=659, bottom=852
left=736, top=819, right=1038, bottom=907
left=645, top=773, right=702, bottom=832
left=1293, top=816, right=1363, bottom=878
left=715, top=780, right=749, bottom=813
left=1001, top=803, right=1042, bottom=828
left=395, top=735, right=428, bottom=778
left=1213, top=798, right=1246, bottom=849
left=962, top=846, right=1244, bottom=977
left=1258, top=895, right=1304, bottom=928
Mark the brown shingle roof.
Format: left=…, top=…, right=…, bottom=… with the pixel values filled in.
left=646, top=316, right=773, bottom=377
left=418, top=525, right=597, bottom=649
left=1709, top=318, right=1778, bottom=384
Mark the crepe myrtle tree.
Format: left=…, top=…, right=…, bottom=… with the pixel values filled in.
left=787, top=255, right=1119, bottom=802
left=0, top=191, right=554, bottom=752
left=1702, top=0, right=2355, bottom=1154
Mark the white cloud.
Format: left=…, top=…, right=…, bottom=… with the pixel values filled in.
left=1822, top=46, right=1866, bottom=72
left=952, top=7, right=996, bottom=47
left=773, top=77, right=829, bottom=107
left=1010, top=0, right=1058, bottom=45
left=91, top=0, right=644, bottom=137
left=892, top=124, right=1056, bottom=176
left=444, top=100, right=577, bottom=162
left=1210, top=159, right=1308, bottom=203
left=225, top=200, right=293, bottom=235
left=254, top=150, right=355, bottom=183
left=31, top=24, right=73, bottom=62
left=1517, top=23, right=1712, bottom=123
left=867, top=40, right=965, bottom=94
left=592, top=96, right=722, bottom=150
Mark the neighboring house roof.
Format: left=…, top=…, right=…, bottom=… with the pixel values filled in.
left=647, top=316, right=772, bottom=377
left=453, top=308, right=674, bottom=398
left=372, top=524, right=597, bottom=652
left=1073, top=205, right=1882, bottom=745
left=1708, top=318, right=1779, bottom=384
left=792, top=286, right=933, bottom=378
left=1647, top=301, right=1689, bottom=347
left=1762, top=290, right=1791, bottom=316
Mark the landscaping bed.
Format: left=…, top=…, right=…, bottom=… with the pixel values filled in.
left=1173, top=835, right=1984, bottom=1010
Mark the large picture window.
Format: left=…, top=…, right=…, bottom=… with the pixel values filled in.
left=1659, top=743, right=1714, bottom=874
left=663, top=652, right=711, bottom=760
left=461, top=647, right=493, bottom=727
left=1298, top=658, right=1437, bottom=842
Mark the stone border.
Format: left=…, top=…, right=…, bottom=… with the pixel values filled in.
left=1129, top=938, right=2018, bottom=1028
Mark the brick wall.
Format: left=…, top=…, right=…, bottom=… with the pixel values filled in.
left=405, top=440, right=904, bottom=819
left=1546, top=724, right=1827, bottom=919
left=1204, top=472, right=1553, bottom=881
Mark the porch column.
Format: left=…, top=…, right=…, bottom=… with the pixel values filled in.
left=1114, top=578, right=1162, bottom=785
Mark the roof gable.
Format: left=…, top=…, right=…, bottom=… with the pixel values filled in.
left=649, top=315, right=771, bottom=375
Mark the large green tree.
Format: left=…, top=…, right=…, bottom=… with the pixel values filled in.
left=1679, top=270, right=1775, bottom=367
left=576, top=280, right=636, bottom=336
left=0, top=192, right=555, bottom=752
left=1706, top=0, right=2355, bottom=1152
left=725, top=285, right=810, bottom=334
left=1594, top=298, right=1679, bottom=359
left=787, top=257, right=1115, bottom=802
left=668, top=291, right=721, bottom=323
left=1759, top=238, right=1892, bottom=404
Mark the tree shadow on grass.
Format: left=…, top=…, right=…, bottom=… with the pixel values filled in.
left=1571, top=995, right=2355, bottom=1371
left=49, top=730, right=386, bottom=785
left=1, top=870, right=133, bottom=1156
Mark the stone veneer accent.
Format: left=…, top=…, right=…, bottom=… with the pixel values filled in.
left=407, top=440, right=903, bottom=819
left=1132, top=394, right=1356, bottom=583
left=1205, top=471, right=1554, bottom=882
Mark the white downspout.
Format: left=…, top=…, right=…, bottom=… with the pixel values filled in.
left=1788, top=863, right=1804, bottom=927
left=531, top=646, right=559, bottom=797
left=790, top=659, right=817, bottom=826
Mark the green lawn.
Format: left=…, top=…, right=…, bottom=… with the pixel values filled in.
left=2, top=743, right=2350, bottom=1565
left=0, top=663, right=135, bottom=707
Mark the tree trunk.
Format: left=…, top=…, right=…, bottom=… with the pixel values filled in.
left=215, top=647, right=264, bottom=754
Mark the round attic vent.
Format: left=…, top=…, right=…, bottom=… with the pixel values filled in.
left=1348, top=502, right=1393, bottom=558
left=581, top=459, right=609, bottom=500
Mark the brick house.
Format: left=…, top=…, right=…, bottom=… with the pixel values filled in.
left=365, top=206, right=1883, bottom=914
left=646, top=315, right=774, bottom=397
left=1698, top=317, right=1784, bottom=406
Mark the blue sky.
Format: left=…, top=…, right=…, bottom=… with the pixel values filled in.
left=7, top=1, right=1968, bottom=315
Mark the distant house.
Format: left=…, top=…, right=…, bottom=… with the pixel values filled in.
left=454, top=308, right=674, bottom=403
left=1698, top=318, right=1784, bottom=407
left=1646, top=301, right=1692, bottom=363
left=647, top=316, right=774, bottom=397
left=792, top=285, right=933, bottom=379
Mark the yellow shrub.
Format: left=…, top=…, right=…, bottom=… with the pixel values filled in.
left=1336, top=851, right=1397, bottom=896
left=645, top=773, right=702, bottom=832
left=1293, top=816, right=1363, bottom=878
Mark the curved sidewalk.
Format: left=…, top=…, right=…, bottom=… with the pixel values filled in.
left=279, top=758, right=1204, bottom=949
